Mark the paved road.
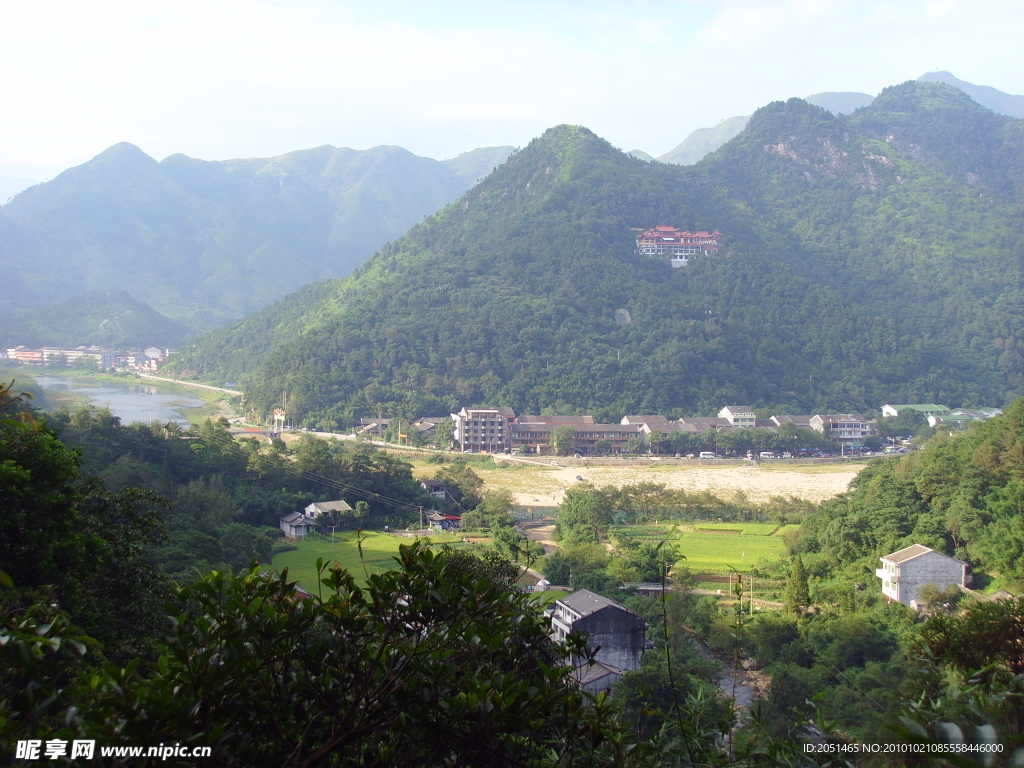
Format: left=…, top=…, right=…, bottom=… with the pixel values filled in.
left=137, top=374, right=242, bottom=395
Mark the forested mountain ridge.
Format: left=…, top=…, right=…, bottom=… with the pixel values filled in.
left=0, top=142, right=513, bottom=325
left=0, top=290, right=194, bottom=349
left=168, top=81, right=1024, bottom=429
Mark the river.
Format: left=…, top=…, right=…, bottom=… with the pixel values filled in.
left=35, top=375, right=204, bottom=426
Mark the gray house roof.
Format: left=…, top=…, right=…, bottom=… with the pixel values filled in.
left=557, top=589, right=631, bottom=618
left=307, top=500, right=353, bottom=514
left=280, top=512, right=317, bottom=526
left=574, top=660, right=623, bottom=687
left=881, top=544, right=964, bottom=565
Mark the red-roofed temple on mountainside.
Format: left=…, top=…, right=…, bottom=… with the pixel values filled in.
left=636, top=226, right=720, bottom=265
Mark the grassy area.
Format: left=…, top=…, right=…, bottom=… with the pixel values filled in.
left=609, top=522, right=790, bottom=574
left=270, top=531, right=463, bottom=590
left=693, top=522, right=780, bottom=535
left=675, top=530, right=787, bottom=573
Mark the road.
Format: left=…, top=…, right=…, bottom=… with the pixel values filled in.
left=137, top=374, right=243, bottom=395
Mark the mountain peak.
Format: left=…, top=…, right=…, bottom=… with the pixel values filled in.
left=917, top=71, right=1024, bottom=119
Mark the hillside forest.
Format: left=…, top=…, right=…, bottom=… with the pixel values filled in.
left=166, top=81, right=1024, bottom=431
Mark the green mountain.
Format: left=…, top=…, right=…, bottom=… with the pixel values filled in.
left=918, top=70, right=1024, bottom=118
left=657, top=115, right=751, bottom=165
left=0, top=176, right=38, bottom=203
left=656, top=94, right=872, bottom=166
left=167, top=80, right=1024, bottom=429
left=657, top=74, right=1024, bottom=167
left=1, top=290, right=194, bottom=349
left=0, top=143, right=513, bottom=325
left=804, top=91, right=874, bottom=115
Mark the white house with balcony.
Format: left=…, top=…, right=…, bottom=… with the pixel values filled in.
left=875, top=544, right=969, bottom=609
left=718, top=406, right=756, bottom=429
left=809, top=413, right=875, bottom=445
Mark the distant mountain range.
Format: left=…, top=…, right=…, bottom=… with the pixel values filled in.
left=651, top=72, right=1024, bottom=166
left=0, top=177, right=38, bottom=204
left=0, top=143, right=512, bottom=326
left=1, top=290, right=194, bottom=350
left=167, top=80, right=1024, bottom=427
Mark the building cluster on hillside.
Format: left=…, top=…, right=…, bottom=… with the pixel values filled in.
left=2, top=345, right=175, bottom=372
left=635, top=225, right=721, bottom=267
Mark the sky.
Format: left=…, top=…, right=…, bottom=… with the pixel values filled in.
left=2, top=0, right=1023, bottom=182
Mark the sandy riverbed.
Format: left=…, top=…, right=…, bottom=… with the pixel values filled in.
left=474, top=463, right=864, bottom=507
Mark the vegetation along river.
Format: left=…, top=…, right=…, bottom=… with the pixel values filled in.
left=36, top=375, right=204, bottom=426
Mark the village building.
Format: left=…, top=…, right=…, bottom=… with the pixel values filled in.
left=425, top=511, right=461, bottom=532
left=551, top=590, right=652, bottom=694
left=927, top=408, right=1003, bottom=430
left=881, top=404, right=949, bottom=418
left=875, top=544, right=970, bottom=609
left=636, top=226, right=721, bottom=267
left=718, top=405, right=757, bottom=428
left=419, top=479, right=450, bottom=500
left=305, top=500, right=353, bottom=518
left=508, top=415, right=593, bottom=455
left=451, top=406, right=516, bottom=453
left=809, top=413, right=876, bottom=445
left=620, top=415, right=669, bottom=425
left=676, top=416, right=732, bottom=432
left=279, top=511, right=319, bottom=539
left=550, top=589, right=651, bottom=673
left=770, top=414, right=814, bottom=429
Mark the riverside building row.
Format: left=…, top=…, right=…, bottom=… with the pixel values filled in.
left=3, top=345, right=175, bottom=371
left=451, top=405, right=882, bottom=455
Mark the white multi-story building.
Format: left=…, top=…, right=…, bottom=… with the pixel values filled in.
left=719, top=405, right=757, bottom=428
left=875, top=544, right=969, bottom=609
left=809, top=413, right=875, bottom=445
left=451, top=406, right=516, bottom=453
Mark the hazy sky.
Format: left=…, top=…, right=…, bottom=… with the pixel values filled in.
left=2, top=0, right=1023, bottom=180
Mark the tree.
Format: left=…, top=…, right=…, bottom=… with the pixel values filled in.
left=64, top=546, right=596, bottom=766
left=552, top=426, right=576, bottom=456
left=593, top=438, right=612, bottom=456
left=622, top=436, right=643, bottom=455
left=433, top=461, right=484, bottom=509
left=0, top=383, right=166, bottom=661
left=434, top=416, right=455, bottom=449
left=784, top=554, right=810, bottom=614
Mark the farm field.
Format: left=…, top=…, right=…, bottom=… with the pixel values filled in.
left=674, top=531, right=788, bottom=573
left=693, top=522, right=780, bottom=535
left=611, top=523, right=790, bottom=574
left=270, top=531, right=462, bottom=590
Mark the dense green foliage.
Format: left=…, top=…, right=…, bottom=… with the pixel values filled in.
left=796, top=398, right=1024, bottom=593
left=0, top=289, right=194, bottom=349
left=43, top=405, right=437, bottom=579
left=0, top=143, right=512, bottom=324
left=0, top=384, right=166, bottom=662
left=171, top=81, right=1024, bottom=429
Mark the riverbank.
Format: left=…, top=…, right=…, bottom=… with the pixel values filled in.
left=12, top=367, right=239, bottom=426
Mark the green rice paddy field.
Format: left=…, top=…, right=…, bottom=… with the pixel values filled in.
left=610, top=522, right=795, bottom=574
left=271, top=531, right=463, bottom=590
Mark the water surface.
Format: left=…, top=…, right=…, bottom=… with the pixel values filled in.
left=36, top=375, right=203, bottom=426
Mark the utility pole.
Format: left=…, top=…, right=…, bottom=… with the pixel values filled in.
left=419, top=505, right=423, bottom=531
